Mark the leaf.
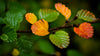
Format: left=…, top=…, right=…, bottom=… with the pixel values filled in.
left=4, top=9, right=24, bottom=30
left=31, top=19, right=49, bottom=36
left=0, top=34, right=8, bottom=41
left=0, top=0, right=5, bottom=13
left=49, top=30, right=70, bottom=49
left=0, top=43, right=14, bottom=55
left=25, top=13, right=37, bottom=24
left=77, top=9, right=96, bottom=22
left=2, top=26, right=17, bottom=43
left=49, top=14, right=66, bottom=28
left=4, top=1, right=26, bottom=30
left=67, top=49, right=83, bottom=56
left=17, top=36, right=33, bottom=52
left=74, top=22, right=93, bottom=39
left=19, top=50, right=38, bottom=56
left=38, top=9, right=59, bottom=22
left=55, top=3, right=71, bottom=20
left=38, top=39, right=55, bottom=54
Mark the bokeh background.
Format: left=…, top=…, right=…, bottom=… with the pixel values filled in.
left=0, top=0, right=100, bottom=56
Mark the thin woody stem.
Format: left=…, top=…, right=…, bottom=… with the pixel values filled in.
left=17, top=17, right=100, bottom=33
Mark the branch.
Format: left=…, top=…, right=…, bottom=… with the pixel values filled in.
left=49, top=24, right=78, bottom=31
left=17, top=18, right=100, bottom=33
left=17, top=30, right=31, bottom=33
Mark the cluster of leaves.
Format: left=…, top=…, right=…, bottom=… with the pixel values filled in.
left=0, top=0, right=97, bottom=56
left=25, top=2, right=95, bottom=49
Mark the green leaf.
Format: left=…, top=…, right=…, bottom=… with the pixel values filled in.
left=4, top=9, right=24, bottom=30
left=0, top=0, right=5, bottom=13
left=4, top=1, right=26, bottom=30
left=49, top=30, right=70, bottom=49
left=49, top=14, right=66, bottom=28
left=0, top=43, right=14, bottom=55
left=2, top=26, right=17, bottom=43
left=77, top=9, right=96, bottom=22
left=38, top=39, right=55, bottom=54
left=19, top=51, right=38, bottom=56
left=38, top=9, right=59, bottom=22
left=0, top=34, right=8, bottom=41
left=17, top=36, right=33, bottom=52
left=67, top=49, right=83, bottom=56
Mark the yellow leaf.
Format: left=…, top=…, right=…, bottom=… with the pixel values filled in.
left=25, top=13, right=37, bottom=24
left=12, top=49, right=19, bottom=56
left=31, top=19, right=49, bottom=36
left=55, top=3, right=71, bottom=20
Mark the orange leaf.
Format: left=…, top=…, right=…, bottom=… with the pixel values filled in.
left=74, top=22, right=93, bottom=39
left=31, top=19, right=49, bottom=36
left=25, top=13, right=37, bottom=24
left=55, top=3, right=71, bottom=20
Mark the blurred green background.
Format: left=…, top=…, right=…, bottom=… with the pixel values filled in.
left=0, top=0, right=100, bottom=56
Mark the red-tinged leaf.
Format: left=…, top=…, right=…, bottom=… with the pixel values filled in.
left=74, top=22, right=93, bottom=39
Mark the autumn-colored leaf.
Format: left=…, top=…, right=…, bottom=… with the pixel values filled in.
left=55, top=3, right=71, bottom=20
left=31, top=19, right=49, bottom=36
left=25, top=13, right=37, bottom=24
left=74, top=22, right=93, bottom=39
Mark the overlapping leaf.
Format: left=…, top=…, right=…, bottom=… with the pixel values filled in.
left=4, top=10, right=24, bottom=30
left=77, top=9, right=96, bottom=22
left=17, top=36, right=33, bottom=52
left=49, top=15, right=66, bottom=28
left=38, top=9, right=59, bottom=22
left=55, top=3, right=71, bottom=20
left=2, top=26, right=17, bottom=42
left=31, top=19, right=49, bottom=36
left=4, top=2, right=26, bottom=30
left=49, top=30, right=70, bottom=49
left=25, top=13, right=37, bottom=24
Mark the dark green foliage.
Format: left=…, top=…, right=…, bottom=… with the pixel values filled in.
left=17, top=36, right=33, bottom=52
left=0, top=17, right=5, bottom=24
left=4, top=2, right=26, bottom=30
left=0, top=42, right=14, bottom=55
left=7, top=1, right=26, bottom=14
left=0, top=0, right=5, bottom=13
left=2, top=26, right=17, bottom=43
left=38, top=39, right=55, bottom=54
left=67, top=49, right=83, bottom=56
left=0, top=34, right=8, bottom=41
left=49, top=14, right=66, bottom=28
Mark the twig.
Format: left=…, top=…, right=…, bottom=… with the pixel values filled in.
left=17, top=30, right=31, bottom=33
left=17, top=18, right=100, bottom=33
left=63, top=16, right=78, bottom=26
